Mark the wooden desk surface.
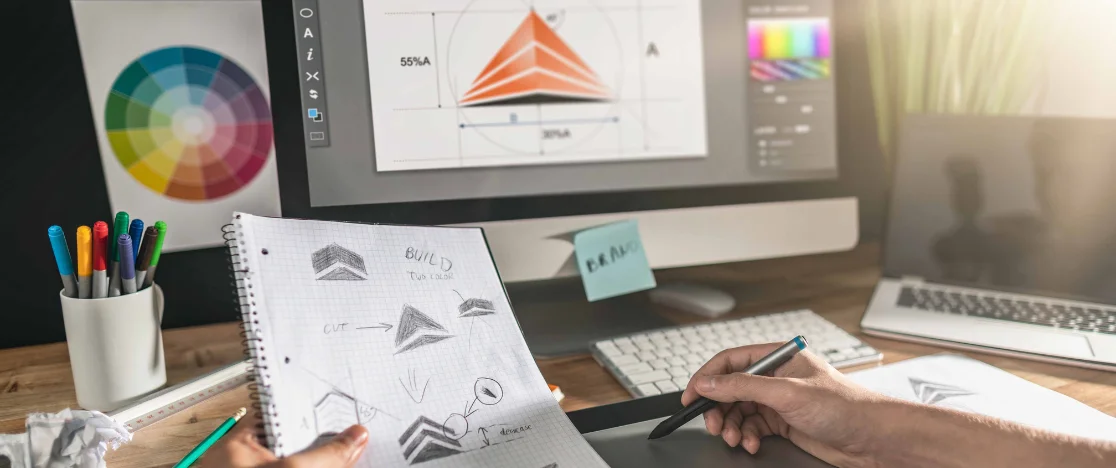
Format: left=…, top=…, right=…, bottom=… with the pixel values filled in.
left=2, top=243, right=1114, bottom=468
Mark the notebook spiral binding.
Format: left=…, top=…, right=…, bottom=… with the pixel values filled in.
left=223, top=215, right=281, bottom=451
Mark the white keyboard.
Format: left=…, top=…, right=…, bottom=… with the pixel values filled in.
left=590, top=309, right=882, bottom=397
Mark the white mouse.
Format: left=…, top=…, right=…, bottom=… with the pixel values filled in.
left=649, top=283, right=736, bottom=318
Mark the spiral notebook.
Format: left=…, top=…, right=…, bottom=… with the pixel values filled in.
left=225, top=213, right=607, bottom=467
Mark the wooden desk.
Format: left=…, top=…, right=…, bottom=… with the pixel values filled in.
left=2, top=243, right=1114, bottom=468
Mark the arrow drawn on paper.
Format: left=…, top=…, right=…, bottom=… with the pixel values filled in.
left=356, top=322, right=394, bottom=332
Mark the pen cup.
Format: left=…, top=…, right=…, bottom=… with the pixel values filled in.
left=59, top=285, right=167, bottom=411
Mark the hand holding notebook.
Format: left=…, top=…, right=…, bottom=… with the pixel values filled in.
left=226, top=213, right=606, bottom=467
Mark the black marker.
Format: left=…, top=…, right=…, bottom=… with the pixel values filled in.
left=648, top=335, right=809, bottom=440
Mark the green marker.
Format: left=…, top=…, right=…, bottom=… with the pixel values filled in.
left=173, top=407, right=245, bottom=468
left=142, top=221, right=167, bottom=290
left=108, top=211, right=129, bottom=297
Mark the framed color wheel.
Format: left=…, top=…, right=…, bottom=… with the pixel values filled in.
left=105, top=46, right=272, bottom=201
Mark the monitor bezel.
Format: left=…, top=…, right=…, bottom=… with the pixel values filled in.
left=264, top=1, right=857, bottom=226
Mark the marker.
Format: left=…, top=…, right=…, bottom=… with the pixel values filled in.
left=172, top=408, right=246, bottom=468
left=142, top=221, right=167, bottom=289
left=135, top=226, right=158, bottom=287
left=129, top=219, right=144, bottom=262
left=108, top=212, right=129, bottom=297
left=647, top=336, right=809, bottom=440
left=118, top=234, right=136, bottom=295
left=48, top=226, right=78, bottom=298
left=92, top=222, right=109, bottom=299
left=76, top=226, right=92, bottom=299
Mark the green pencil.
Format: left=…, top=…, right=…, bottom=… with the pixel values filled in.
left=173, top=407, right=246, bottom=468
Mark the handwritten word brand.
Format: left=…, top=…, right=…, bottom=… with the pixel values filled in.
left=585, top=240, right=641, bottom=273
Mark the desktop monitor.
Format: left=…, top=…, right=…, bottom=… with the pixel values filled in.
left=263, top=0, right=858, bottom=355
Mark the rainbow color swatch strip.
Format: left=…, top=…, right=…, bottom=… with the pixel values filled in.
left=748, top=18, right=831, bottom=60
left=105, top=46, right=272, bottom=201
left=751, top=59, right=830, bottom=82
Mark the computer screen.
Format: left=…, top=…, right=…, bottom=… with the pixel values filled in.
left=288, top=0, right=838, bottom=208
left=885, top=115, right=1116, bottom=303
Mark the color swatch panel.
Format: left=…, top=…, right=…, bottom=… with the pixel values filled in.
left=748, top=18, right=831, bottom=60
left=104, top=46, right=272, bottom=201
left=750, top=59, right=831, bottom=82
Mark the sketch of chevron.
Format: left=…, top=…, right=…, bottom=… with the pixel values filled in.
left=394, top=305, right=453, bottom=354
left=398, top=416, right=463, bottom=465
left=457, top=298, right=496, bottom=317
left=312, top=243, right=367, bottom=280
left=909, top=377, right=975, bottom=405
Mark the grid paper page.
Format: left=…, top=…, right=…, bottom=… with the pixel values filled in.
left=235, top=213, right=607, bottom=468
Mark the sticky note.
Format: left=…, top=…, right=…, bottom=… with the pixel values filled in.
left=574, top=220, right=657, bottom=302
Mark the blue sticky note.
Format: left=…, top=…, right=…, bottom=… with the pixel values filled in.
left=574, top=220, right=657, bottom=302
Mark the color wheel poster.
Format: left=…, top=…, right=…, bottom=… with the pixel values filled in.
left=72, top=0, right=279, bottom=251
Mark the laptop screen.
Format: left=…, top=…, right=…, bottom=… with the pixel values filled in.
left=884, top=115, right=1116, bottom=304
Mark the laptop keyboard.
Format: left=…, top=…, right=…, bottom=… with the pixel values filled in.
left=897, top=286, right=1116, bottom=335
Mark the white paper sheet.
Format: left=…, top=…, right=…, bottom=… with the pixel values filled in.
left=847, top=354, right=1116, bottom=442
left=234, top=214, right=606, bottom=467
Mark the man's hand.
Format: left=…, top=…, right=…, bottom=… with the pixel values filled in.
left=680, top=343, right=890, bottom=468
left=201, top=418, right=369, bottom=468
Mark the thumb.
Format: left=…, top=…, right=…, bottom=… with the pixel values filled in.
left=692, top=373, right=798, bottom=412
left=280, top=425, right=369, bottom=468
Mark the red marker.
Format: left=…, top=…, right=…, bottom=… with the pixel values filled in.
left=92, top=221, right=109, bottom=299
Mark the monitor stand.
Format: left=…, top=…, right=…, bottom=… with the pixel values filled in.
left=507, top=277, right=675, bottom=358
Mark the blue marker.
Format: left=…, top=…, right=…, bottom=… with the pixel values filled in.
left=49, top=226, right=78, bottom=298
left=118, top=234, right=137, bottom=295
left=129, top=219, right=144, bottom=261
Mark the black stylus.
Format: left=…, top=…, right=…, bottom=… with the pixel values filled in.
left=648, top=335, right=809, bottom=440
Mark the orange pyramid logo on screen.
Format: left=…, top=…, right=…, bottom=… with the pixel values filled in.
left=460, top=10, right=610, bottom=106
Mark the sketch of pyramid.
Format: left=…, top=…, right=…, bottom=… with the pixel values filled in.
left=909, top=377, right=976, bottom=405
left=313, top=243, right=367, bottom=280
left=460, top=10, right=609, bottom=106
left=394, top=305, right=453, bottom=354
left=398, top=416, right=463, bottom=465
left=458, top=298, right=496, bottom=317
left=314, top=391, right=360, bottom=436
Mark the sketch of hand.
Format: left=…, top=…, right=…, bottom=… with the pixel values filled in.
left=201, top=416, right=369, bottom=468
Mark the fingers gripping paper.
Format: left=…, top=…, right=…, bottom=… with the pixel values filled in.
left=228, top=214, right=606, bottom=467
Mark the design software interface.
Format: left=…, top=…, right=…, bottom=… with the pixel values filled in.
left=291, top=0, right=836, bottom=207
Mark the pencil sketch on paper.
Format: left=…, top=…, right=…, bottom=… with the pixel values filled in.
left=399, top=368, right=430, bottom=404
left=909, top=377, right=975, bottom=405
left=312, top=243, right=367, bottom=281
left=454, top=290, right=496, bottom=318
left=398, top=416, right=464, bottom=464
left=397, top=377, right=510, bottom=465
left=395, top=305, right=453, bottom=354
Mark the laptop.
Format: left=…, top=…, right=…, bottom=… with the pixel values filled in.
left=861, top=115, right=1116, bottom=370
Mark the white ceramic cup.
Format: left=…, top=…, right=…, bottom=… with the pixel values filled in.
left=59, top=285, right=167, bottom=411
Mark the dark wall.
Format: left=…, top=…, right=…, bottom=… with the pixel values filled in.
left=2, top=1, right=885, bottom=349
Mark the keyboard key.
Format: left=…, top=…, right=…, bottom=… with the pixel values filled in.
left=618, top=343, right=638, bottom=354
left=637, top=351, right=657, bottom=361
left=637, top=341, right=657, bottom=352
left=597, top=341, right=618, bottom=351
left=655, top=348, right=674, bottom=359
left=668, top=356, right=687, bottom=367
left=601, top=347, right=624, bottom=359
left=649, top=359, right=670, bottom=370
left=684, top=354, right=705, bottom=364
left=668, top=366, right=688, bottom=377
left=614, top=337, right=632, bottom=346
left=609, top=354, right=639, bottom=366
left=636, top=384, right=661, bottom=397
left=673, top=377, right=691, bottom=389
left=618, top=363, right=653, bottom=375
left=628, top=370, right=673, bottom=385
left=655, top=381, right=680, bottom=393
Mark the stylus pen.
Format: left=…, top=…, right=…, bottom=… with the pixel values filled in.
left=648, top=335, right=809, bottom=440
